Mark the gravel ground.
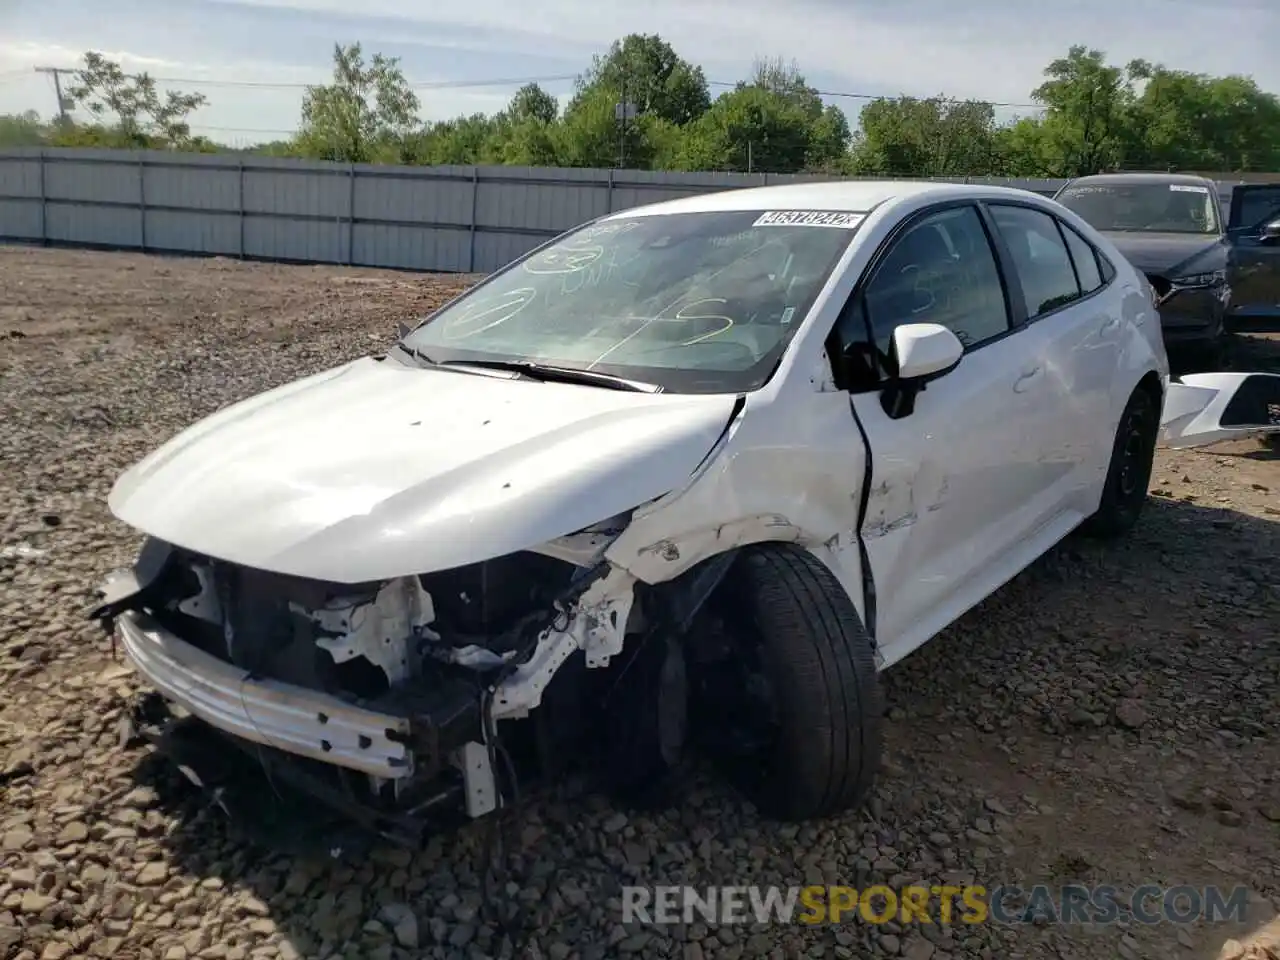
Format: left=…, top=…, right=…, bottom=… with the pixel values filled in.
left=0, top=246, right=1277, bottom=960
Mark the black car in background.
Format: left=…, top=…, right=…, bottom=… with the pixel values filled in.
left=1054, top=173, right=1280, bottom=364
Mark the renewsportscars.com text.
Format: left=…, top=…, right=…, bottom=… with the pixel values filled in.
left=621, top=884, right=1249, bottom=926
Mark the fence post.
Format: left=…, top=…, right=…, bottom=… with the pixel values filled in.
left=37, top=148, right=47, bottom=246
left=237, top=156, right=245, bottom=259
left=606, top=169, right=614, bottom=214
left=347, top=163, right=356, bottom=266
left=468, top=165, right=479, bottom=273
left=138, top=153, right=147, bottom=252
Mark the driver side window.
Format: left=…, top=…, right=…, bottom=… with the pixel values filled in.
left=862, top=206, right=1011, bottom=359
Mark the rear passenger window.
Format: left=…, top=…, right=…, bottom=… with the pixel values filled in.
left=1060, top=224, right=1103, bottom=293
left=1098, top=253, right=1116, bottom=284
left=988, top=204, right=1081, bottom=318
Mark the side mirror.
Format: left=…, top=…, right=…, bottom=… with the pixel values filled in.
left=1261, top=220, right=1280, bottom=242
left=893, top=323, right=965, bottom=380
left=881, top=323, right=965, bottom=419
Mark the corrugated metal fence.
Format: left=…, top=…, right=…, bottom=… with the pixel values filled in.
left=0, top=147, right=1251, bottom=273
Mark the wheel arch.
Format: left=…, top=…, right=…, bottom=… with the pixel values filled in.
left=1135, top=369, right=1164, bottom=409
left=624, top=533, right=869, bottom=642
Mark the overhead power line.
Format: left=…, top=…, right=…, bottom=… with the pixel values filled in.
left=19, top=63, right=1044, bottom=110
left=135, top=72, right=581, bottom=91
left=190, top=123, right=296, bottom=134
left=705, top=78, right=1044, bottom=110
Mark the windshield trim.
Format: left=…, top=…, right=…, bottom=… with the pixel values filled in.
left=399, top=209, right=866, bottom=395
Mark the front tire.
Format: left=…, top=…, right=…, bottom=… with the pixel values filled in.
left=1079, top=386, right=1159, bottom=539
left=701, top=543, right=882, bottom=821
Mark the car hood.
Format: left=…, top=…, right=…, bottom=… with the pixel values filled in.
left=1100, top=231, right=1225, bottom=276
left=108, top=355, right=738, bottom=583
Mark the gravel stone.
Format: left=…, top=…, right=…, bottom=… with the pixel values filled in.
left=0, top=248, right=1277, bottom=960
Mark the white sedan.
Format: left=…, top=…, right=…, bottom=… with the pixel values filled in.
left=91, top=181, right=1279, bottom=841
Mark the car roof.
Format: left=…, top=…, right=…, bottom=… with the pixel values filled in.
left=604, top=180, right=1047, bottom=218
left=1062, top=172, right=1217, bottom=188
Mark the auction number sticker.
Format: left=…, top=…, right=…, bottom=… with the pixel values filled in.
left=1169, top=184, right=1210, bottom=193
left=753, top=210, right=866, bottom=228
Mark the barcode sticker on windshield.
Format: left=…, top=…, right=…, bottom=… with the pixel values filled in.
left=754, top=210, right=865, bottom=228
left=1170, top=184, right=1210, bottom=193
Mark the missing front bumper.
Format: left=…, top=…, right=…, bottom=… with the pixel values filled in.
left=131, top=702, right=472, bottom=851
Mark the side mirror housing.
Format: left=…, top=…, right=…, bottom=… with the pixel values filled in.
left=882, top=322, right=965, bottom=419
left=894, top=323, right=965, bottom=380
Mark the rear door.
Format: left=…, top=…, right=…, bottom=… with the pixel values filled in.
left=1225, top=184, right=1280, bottom=327
left=982, top=201, right=1126, bottom=497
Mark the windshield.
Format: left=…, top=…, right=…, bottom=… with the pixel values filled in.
left=1056, top=182, right=1219, bottom=235
left=401, top=209, right=863, bottom=393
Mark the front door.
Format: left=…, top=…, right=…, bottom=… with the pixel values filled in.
left=833, top=203, right=1058, bottom=664
left=1226, top=184, right=1280, bottom=327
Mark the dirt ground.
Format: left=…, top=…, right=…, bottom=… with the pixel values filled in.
left=0, top=246, right=1276, bottom=960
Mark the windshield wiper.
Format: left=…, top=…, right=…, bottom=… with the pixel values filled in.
left=392, top=341, right=438, bottom=367
left=438, top=359, right=662, bottom=393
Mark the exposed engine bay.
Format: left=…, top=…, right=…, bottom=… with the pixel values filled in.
left=90, top=530, right=735, bottom=846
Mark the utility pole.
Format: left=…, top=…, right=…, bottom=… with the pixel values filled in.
left=617, top=74, right=627, bottom=168
left=614, top=73, right=638, bottom=169
left=34, top=67, right=72, bottom=124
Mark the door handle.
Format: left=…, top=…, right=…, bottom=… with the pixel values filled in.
left=1013, top=366, right=1042, bottom=393
left=1099, top=315, right=1120, bottom=333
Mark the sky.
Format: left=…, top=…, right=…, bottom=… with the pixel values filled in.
left=1, top=0, right=1277, bottom=146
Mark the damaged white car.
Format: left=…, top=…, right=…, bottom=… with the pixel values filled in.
left=91, top=181, right=1280, bottom=844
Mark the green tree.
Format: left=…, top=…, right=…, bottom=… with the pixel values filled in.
left=851, top=97, right=1001, bottom=177
left=570, top=34, right=710, bottom=127
left=412, top=114, right=498, bottom=165
left=746, top=57, right=823, bottom=116
left=483, top=84, right=560, bottom=166
left=503, top=83, right=559, bottom=126
left=295, top=43, right=421, bottom=163
left=558, top=85, right=644, bottom=168
left=0, top=110, right=48, bottom=147
left=1123, top=61, right=1280, bottom=172
left=1009, top=45, right=1131, bottom=177
left=61, top=51, right=207, bottom=148
left=994, top=116, right=1061, bottom=177
left=679, top=85, right=813, bottom=173
left=739, top=58, right=849, bottom=169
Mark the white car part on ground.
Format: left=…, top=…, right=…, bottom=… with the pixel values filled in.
left=1160, top=372, right=1280, bottom=449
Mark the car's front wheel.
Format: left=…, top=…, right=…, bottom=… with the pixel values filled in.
left=694, top=543, right=883, bottom=820
left=1079, top=385, right=1160, bottom=539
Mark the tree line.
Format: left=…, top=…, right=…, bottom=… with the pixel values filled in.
left=3, top=36, right=1280, bottom=178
